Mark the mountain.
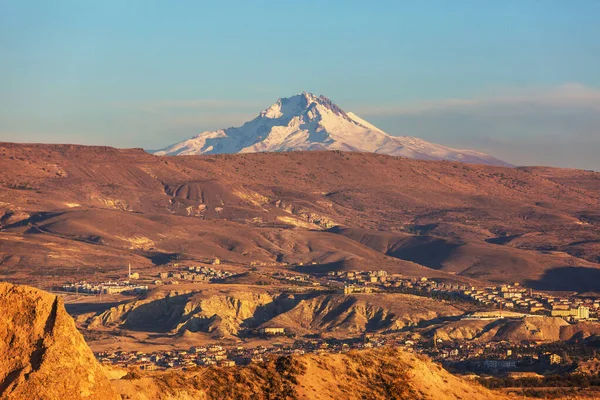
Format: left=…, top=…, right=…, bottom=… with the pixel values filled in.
left=153, top=92, right=510, bottom=166
left=0, top=283, right=119, bottom=400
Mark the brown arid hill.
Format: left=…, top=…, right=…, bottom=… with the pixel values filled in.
left=82, top=286, right=461, bottom=345
left=0, top=282, right=118, bottom=400
left=423, top=315, right=600, bottom=344
left=112, top=348, right=510, bottom=400
left=1, top=142, right=600, bottom=289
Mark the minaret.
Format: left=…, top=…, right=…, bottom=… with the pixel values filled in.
left=128, top=263, right=131, bottom=279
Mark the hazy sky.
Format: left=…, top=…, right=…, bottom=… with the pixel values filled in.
left=1, top=1, right=599, bottom=169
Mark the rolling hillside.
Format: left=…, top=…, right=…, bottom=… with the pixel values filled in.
left=1, top=142, right=600, bottom=290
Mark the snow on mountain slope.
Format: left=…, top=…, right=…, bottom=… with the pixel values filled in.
left=152, top=92, right=511, bottom=166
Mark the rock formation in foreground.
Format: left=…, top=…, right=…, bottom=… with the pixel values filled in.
left=0, top=283, right=119, bottom=400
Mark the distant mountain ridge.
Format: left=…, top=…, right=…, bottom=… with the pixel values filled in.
left=152, top=92, right=511, bottom=166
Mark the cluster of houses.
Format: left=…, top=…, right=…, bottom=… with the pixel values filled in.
left=97, top=345, right=240, bottom=369
left=550, top=303, right=591, bottom=320
left=395, top=332, right=572, bottom=374
left=329, top=272, right=468, bottom=293
left=155, top=265, right=233, bottom=284
left=327, top=271, right=598, bottom=322
left=271, top=271, right=319, bottom=286
left=433, top=342, right=566, bottom=372
left=96, top=330, right=577, bottom=375
left=462, top=284, right=596, bottom=321
left=59, top=280, right=148, bottom=295
left=406, top=280, right=598, bottom=322
left=463, top=284, right=543, bottom=312
left=428, top=340, right=561, bottom=362
left=327, top=270, right=389, bottom=285
left=96, top=339, right=390, bottom=370
left=392, top=277, right=473, bottom=293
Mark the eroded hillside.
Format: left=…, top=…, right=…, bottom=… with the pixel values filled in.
left=82, top=286, right=461, bottom=344
left=1, top=143, right=600, bottom=289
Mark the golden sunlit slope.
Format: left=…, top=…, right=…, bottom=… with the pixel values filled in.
left=112, top=348, right=510, bottom=400
left=0, top=283, right=118, bottom=400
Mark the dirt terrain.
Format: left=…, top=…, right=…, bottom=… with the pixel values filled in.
left=425, top=316, right=600, bottom=343
left=111, top=348, right=511, bottom=400
left=1, top=142, right=600, bottom=290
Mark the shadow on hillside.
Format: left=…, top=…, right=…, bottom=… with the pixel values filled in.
left=470, top=318, right=506, bottom=341
left=240, top=294, right=302, bottom=329
left=525, top=267, right=600, bottom=292
left=386, top=237, right=462, bottom=270
left=144, top=251, right=181, bottom=265
left=292, top=261, right=346, bottom=274
left=485, top=234, right=521, bottom=245
left=2, top=211, right=65, bottom=229
left=65, top=300, right=131, bottom=316
left=123, top=293, right=192, bottom=333
left=365, top=308, right=397, bottom=331
left=326, top=226, right=462, bottom=270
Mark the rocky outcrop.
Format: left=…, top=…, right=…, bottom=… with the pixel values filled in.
left=274, top=199, right=337, bottom=229
left=264, top=293, right=461, bottom=336
left=86, top=289, right=460, bottom=339
left=174, top=291, right=288, bottom=337
left=430, top=316, right=600, bottom=344
left=89, top=290, right=295, bottom=338
left=495, top=316, right=570, bottom=342
left=89, top=290, right=194, bottom=333
left=0, top=283, right=119, bottom=400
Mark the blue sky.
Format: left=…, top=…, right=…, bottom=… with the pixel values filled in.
left=1, top=1, right=600, bottom=169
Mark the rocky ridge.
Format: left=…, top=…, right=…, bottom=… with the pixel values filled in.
left=86, top=288, right=461, bottom=339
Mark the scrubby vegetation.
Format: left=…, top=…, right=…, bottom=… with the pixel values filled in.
left=152, top=356, right=306, bottom=400
left=115, top=349, right=506, bottom=400
left=480, top=373, right=600, bottom=389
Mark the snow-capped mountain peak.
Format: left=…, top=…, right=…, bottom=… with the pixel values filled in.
left=260, top=92, right=351, bottom=123
left=152, top=93, right=510, bottom=166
